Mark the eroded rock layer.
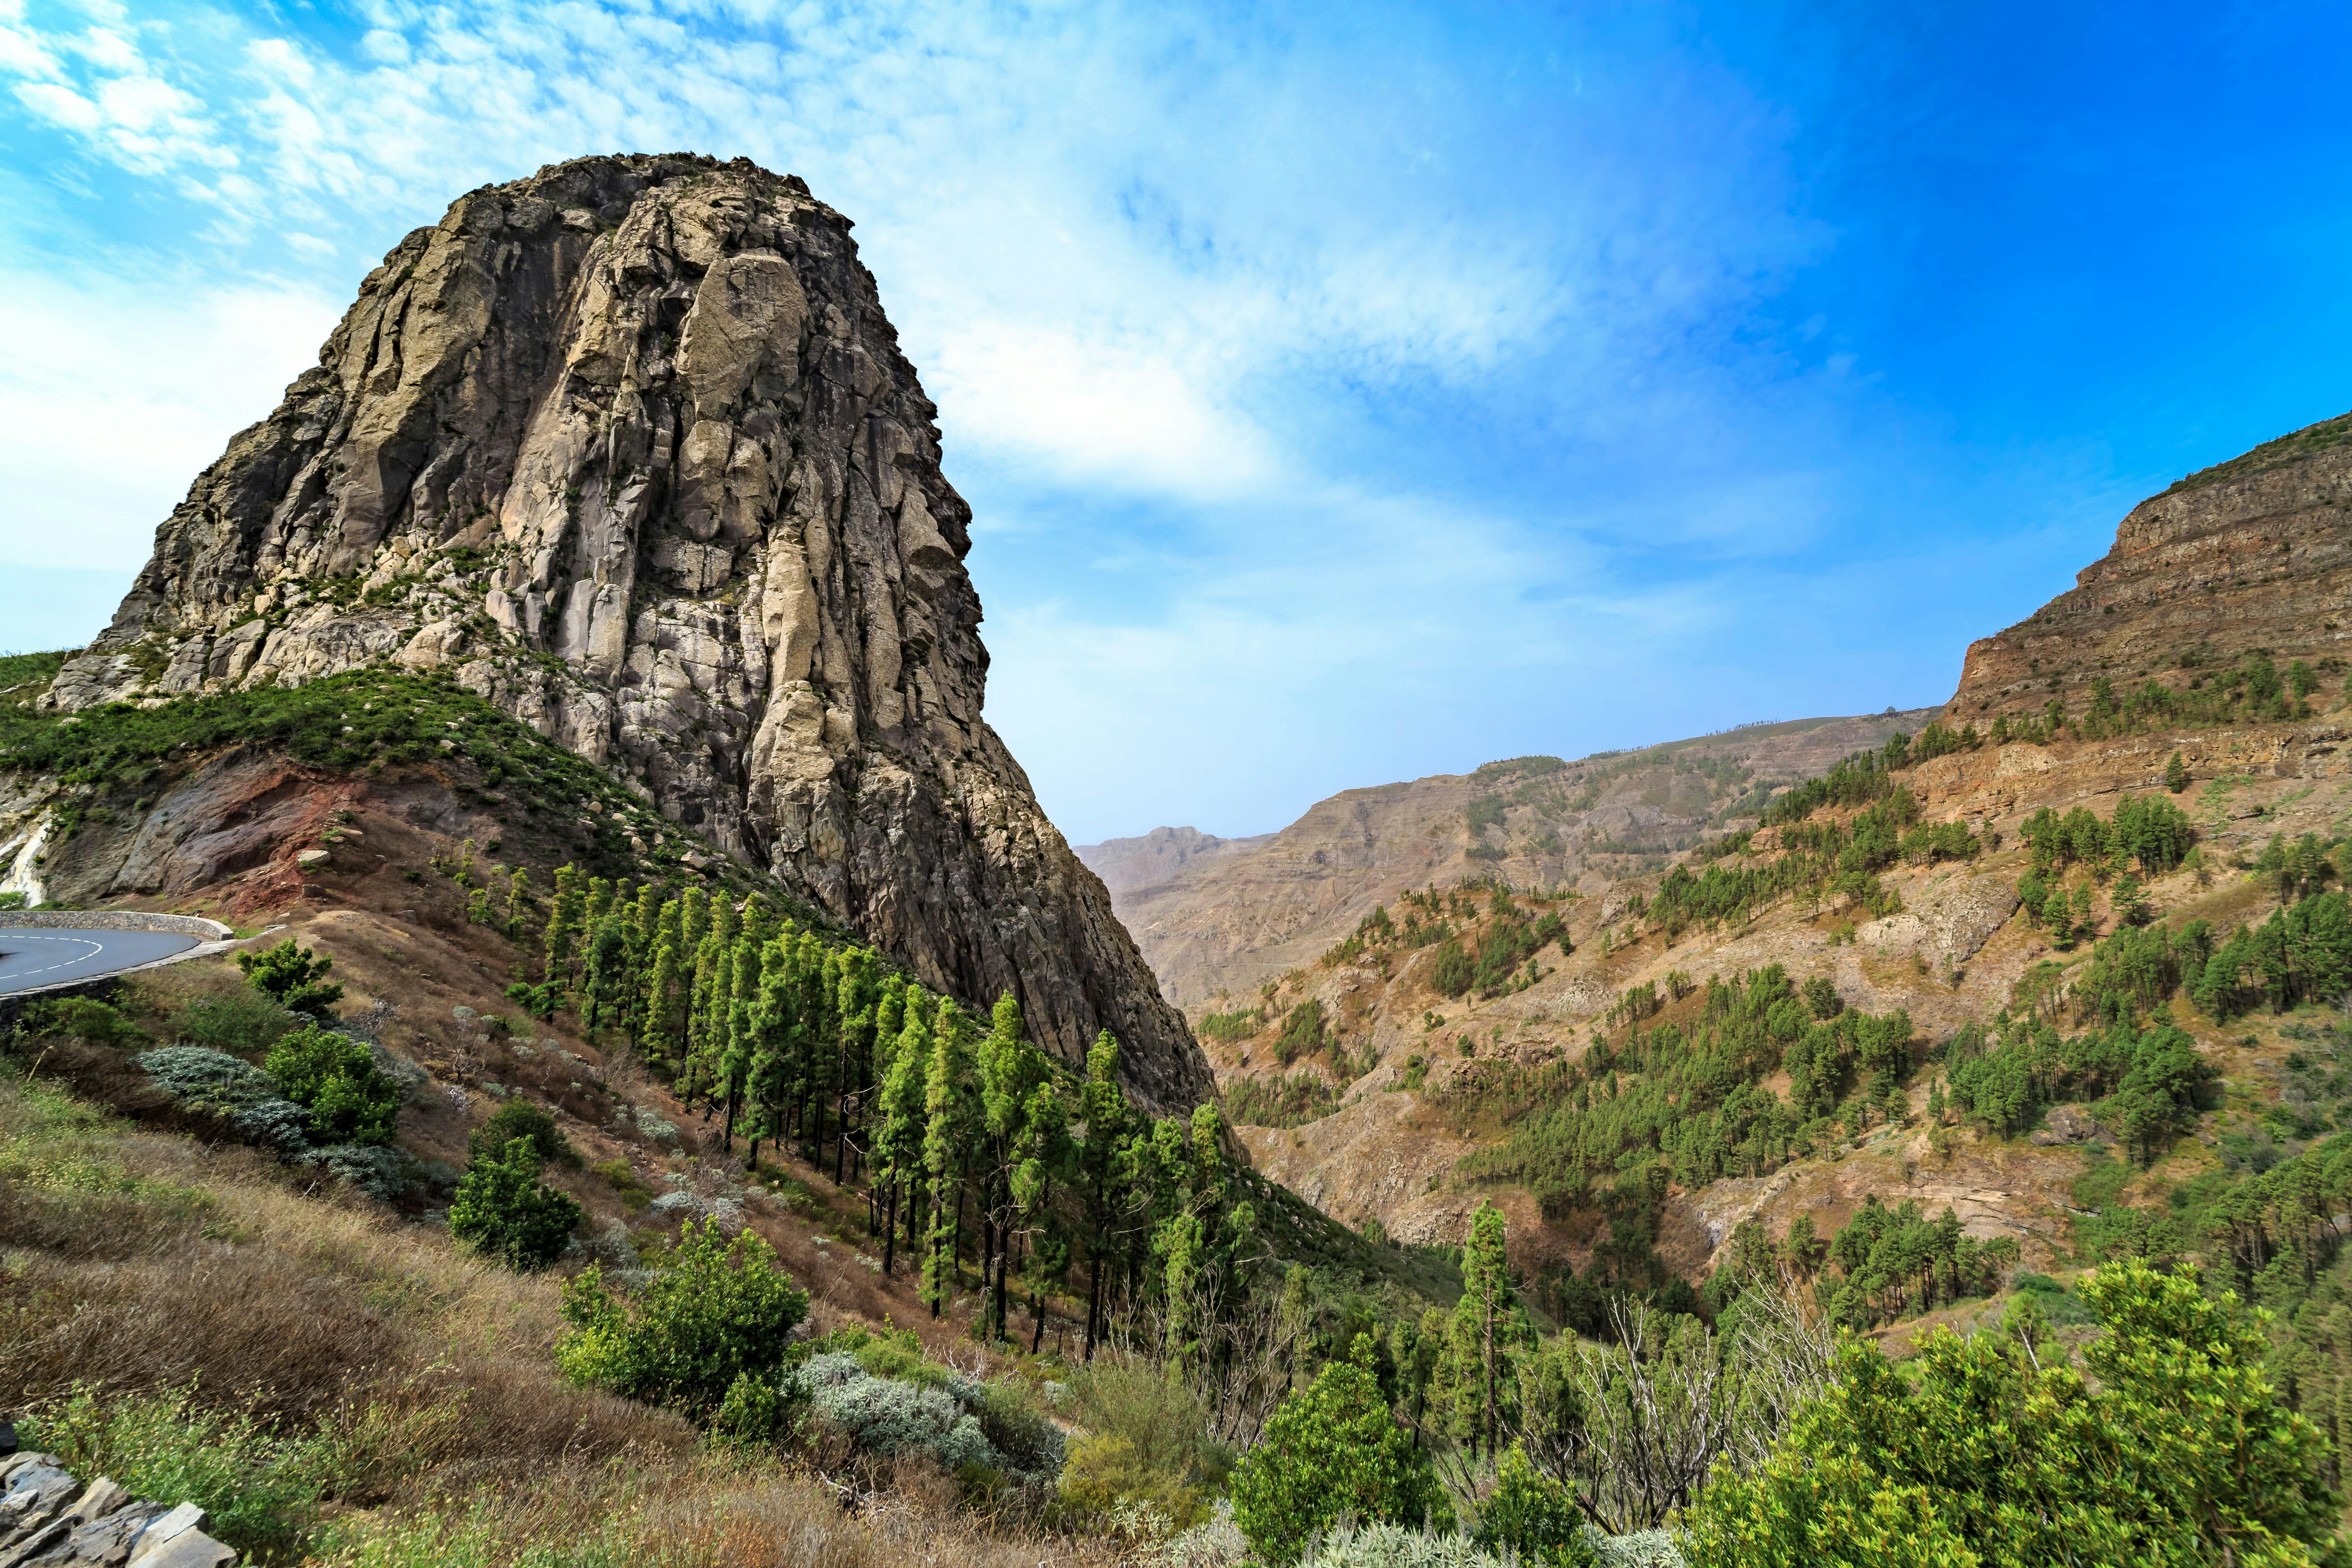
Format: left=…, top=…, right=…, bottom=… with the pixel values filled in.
left=55, top=152, right=1207, bottom=1112
left=1947, top=410, right=2352, bottom=721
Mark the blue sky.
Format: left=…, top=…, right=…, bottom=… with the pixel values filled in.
left=3, top=1, right=2349, bottom=845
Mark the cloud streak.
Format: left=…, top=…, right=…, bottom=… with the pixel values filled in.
left=2, top=0, right=2198, bottom=842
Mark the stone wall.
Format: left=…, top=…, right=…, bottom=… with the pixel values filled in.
left=0, top=912, right=232, bottom=939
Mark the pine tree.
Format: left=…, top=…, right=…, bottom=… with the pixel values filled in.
left=642, top=937, right=686, bottom=1070
left=977, top=992, right=1051, bottom=1341
left=921, top=999, right=978, bottom=1317
left=873, top=985, right=933, bottom=1276
left=505, top=867, right=531, bottom=938
left=1454, top=1201, right=1515, bottom=1458
left=580, top=915, right=628, bottom=1032
left=716, top=934, right=764, bottom=1151
left=1076, top=1032, right=1135, bottom=1359
left=743, top=938, right=797, bottom=1170
left=2165, top=749, right=2189, bottom=794
left=681, top=923, right=729, bottom=1110
left=543, top=864, right=584, bottom=989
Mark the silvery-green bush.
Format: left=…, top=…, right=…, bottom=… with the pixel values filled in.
left=301, top=1142, right=410, bottom=1202
left=1300, top=1521, right=1512, bottom=1568
left=808, top=1366, right=999, bottom=1471
left=134, top=1046, right=313, bottom=1157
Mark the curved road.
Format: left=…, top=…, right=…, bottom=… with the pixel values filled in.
left=0, top=926, right=204, bottom=996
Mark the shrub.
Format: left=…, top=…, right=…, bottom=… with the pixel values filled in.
left=467, top=1099, right=578, bottom=1169
left=448, top=1137, right=580, bottom=1270
left=20, top=996, right=149, bottom=1050
left=174, top=989, right=301, bottom=1055
left=302, top=1142, right=412, bottom=1203
left=1683, top=1258, right=2339, bottom=1566
left=1299, top=1521, right=1512, bottom=1567
left=970, top=1379, right=1065, bottom=1481
left=711, top=1366, right=803, bottom=1447
left=133, top=1045, right=315, bottom=1157
left=1231, top=1357, right=1449, bottom=1564
left=805, top=1359, right=994, bottom=1472
left=21, top=1385, right=328, bottom=1560
left=557, top=1218, right=808, bottom=1420
left=264, top=1026, right=401, bottom=1146
left=1064, top=1359, right=1232, bottom=1530
left=237, top=939, right=344, bottom=1019
left=1472, top=1446, right=1595, bottom=1567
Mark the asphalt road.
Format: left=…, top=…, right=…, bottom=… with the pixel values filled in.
left=0, top=926, right=204, bottom=996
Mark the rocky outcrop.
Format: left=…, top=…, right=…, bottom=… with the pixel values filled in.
left=0, top=1444, right=236, bottom=1568
left=47, top=153, right=1206, bottom=1113
left=1948, top=409, right=2352, bottom=721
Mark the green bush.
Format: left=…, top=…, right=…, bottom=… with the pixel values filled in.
left=1473, top=1446, right=1595, bottom=1567
left=448, top=1136, right=581, bottom=1270
left=174, top=989, right=301, bottom=1055
left=264, top=1025, right=402, bottom=1146
left=1230, top=1355, right=1449, bottom=1564
left=20, top=995, right=150, bottom=1050
left=1683, top=1258, right=2339, bottom=1566
left=467, top=1099, right=578, bottom=1169
left=1063, top=1358, right=1232, bottom=1530
left=238, top=939, right=345, bottom=1019
left=557, top=1218, right=809, bottom=1420
left=22, top=1385, right=328, bottom=1561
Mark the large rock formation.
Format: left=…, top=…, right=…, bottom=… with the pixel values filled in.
left=1948, top=409, right=2352, bottom=721
left=51, top=152, right=1208, bottom=1112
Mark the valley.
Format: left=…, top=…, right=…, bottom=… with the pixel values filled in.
left=4, top=149, right=2350, bottom=1568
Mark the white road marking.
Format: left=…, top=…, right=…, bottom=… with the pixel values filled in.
left=0, top=934, right=109, bottom=977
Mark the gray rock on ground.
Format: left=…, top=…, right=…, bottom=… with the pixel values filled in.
left=0, top=1450, right=236, bottom=1568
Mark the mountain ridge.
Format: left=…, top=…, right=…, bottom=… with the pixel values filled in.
left=1077, top=708, right=1940, bottom=1005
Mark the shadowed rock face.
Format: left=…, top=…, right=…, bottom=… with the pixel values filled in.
left=54, top=152, right=1208, bottom=1113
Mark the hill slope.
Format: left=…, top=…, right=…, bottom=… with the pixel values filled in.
left=1078, top=709, right=1937, bottom=1005
left=1144, top=414, right=2352, bottom=1325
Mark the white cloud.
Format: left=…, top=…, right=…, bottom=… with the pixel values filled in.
left=0, top=266, right=342, bottom=571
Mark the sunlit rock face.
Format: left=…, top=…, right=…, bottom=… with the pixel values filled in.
left=60, top=152, right=1209, bottom=1114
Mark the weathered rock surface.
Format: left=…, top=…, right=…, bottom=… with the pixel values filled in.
left=1078, top=709, right=1937, bottom=1005
left=47, top=153, right=1206, bottom=1113
left=1949, top=409, right=2352, bottom=721
left=0, top=1448, right=235, bottom=1567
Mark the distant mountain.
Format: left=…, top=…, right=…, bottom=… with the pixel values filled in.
left=1076, top=709, right=1939, bottom=1005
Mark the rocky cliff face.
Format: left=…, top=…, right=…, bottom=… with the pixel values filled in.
left=49, top=152, right=1208, bottom=1113
left=1948, top=409, right=2352, bottom=720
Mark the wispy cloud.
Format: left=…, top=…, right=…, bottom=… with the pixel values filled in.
left=1, top=0, right=2151, bottom=842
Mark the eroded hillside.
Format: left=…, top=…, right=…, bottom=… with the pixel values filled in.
left=1077, top=708, right=1937, bottom=1006
left=1159, top=414, right=2352, bottom=1344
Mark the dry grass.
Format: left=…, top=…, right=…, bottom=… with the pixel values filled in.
left=0, top=1059, right=1135, bottom=1566
left=315, top=1455, right=1128, bottom=1568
